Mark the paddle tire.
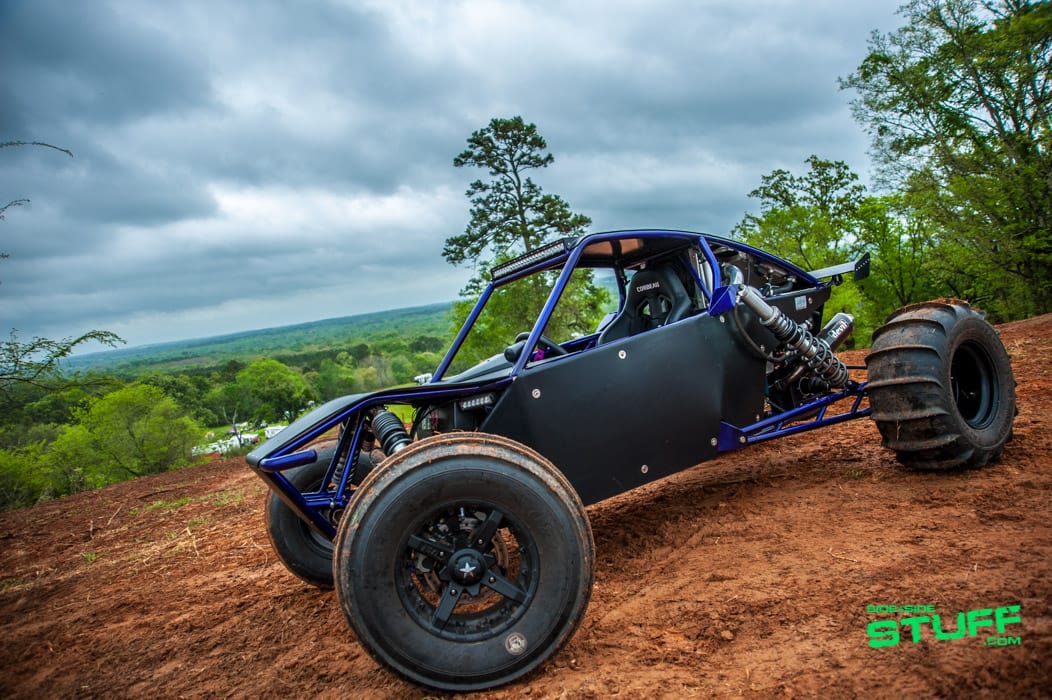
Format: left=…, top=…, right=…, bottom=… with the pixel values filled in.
left=333, top=433, right=594, bottom=692
left=866, top=299, right=1016, bottom=470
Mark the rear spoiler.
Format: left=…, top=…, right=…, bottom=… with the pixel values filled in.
left=809, top=252, right=870, bottom=282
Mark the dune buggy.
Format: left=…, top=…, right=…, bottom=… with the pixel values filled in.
left=246, top=229, right=1016, bottom=691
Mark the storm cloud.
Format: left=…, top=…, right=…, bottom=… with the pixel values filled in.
left=0, top=0, right=904, bottom=349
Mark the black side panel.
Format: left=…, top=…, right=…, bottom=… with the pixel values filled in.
left=769, top=286, right=831, bottom=324
left=481, top=314, right=764, bottom=505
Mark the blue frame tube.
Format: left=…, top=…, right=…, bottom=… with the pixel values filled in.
left=719, top=384, right=871, bottom=451
left=514, top=230, right=736, bottom=372
left=696, top=234, right=722, bottom=300
left=329, top=414, right=363, bottom=501
left=433, top=283, right=495, bottom=381
left=510, top=242, right=587, bottom=374
left=257, top=469, right=338, bottom=538
left=254, top=381, right=506, bottom=467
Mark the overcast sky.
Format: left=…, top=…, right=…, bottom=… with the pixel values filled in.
left=0, top=0, right=905, bottom=352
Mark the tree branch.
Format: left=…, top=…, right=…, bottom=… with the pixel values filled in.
left=0, top=141, right=73, bottom=158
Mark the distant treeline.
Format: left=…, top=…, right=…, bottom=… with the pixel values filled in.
left=0, top=303, right=453, bottom=511
left=65, top=303, right=452, bottom=376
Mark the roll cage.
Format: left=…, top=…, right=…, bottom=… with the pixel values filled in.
left=435, top=229, right=826, bottom=379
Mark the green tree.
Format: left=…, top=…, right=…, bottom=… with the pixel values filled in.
left=410, top=351, right=441, bottom=377
left=217, top=359, right=246, bottom=383
left=409, top=335, right=445, bottom=353
left=2, top=141, right=124, bottom=404
left=854, top=195, right=943, bottom=310
left=0, top=381, right=76, bottom=450
left=732, top=156, right=870, bottom=336
left=48, top=384, right=200, bottom=487
left=204, top=381, right=249, bottom=431
left=21, top=385, right=95, bottom=430
left=361, top=355, right=395, bottom=387
left=841, top=0, right=1052, bottom=319
left=445, top=117, right=605, bottom=354
left=733, top=155, right=866, bottom=270
left=447, top=267, right=610, bottom=373
left=349, top=343, right=370, bottom=363
left=0, top=441, right=48, bottom=510
left=315, top=358, right=359, bottom=400
left=1, top=330, right=123, bottom=397
left=139, top=372, right=217, bottom=426
left=733, top=157, right=946, bottom=343
left=235, top=358, right=315, bottom=423
left=444, top=116, right=591, bottom=267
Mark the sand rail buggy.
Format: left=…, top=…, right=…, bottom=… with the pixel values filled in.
left=246, top=229, right=1015, bottom=691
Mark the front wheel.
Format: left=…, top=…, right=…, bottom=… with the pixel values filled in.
left=333, top=433, right=594, bottom=692
left=866, top=299, right=1016, bottom=470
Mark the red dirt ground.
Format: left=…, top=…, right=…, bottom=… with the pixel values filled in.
left=2, top=315, right=1050, bottom=699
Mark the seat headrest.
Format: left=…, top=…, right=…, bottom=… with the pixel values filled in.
left=627, top=264, right=690, bottom=307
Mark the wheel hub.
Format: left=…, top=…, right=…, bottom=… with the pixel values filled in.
left=450, top=549, right=485, bottom=585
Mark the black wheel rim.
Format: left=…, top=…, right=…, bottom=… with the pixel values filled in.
left=396, top=502, right=539, bottom=643
left=951, top=341, right=997, bottom=429
left=300, top=516, right=335, bottom=554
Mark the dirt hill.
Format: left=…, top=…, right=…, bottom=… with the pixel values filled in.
left=2, top=315, right=1050, bottom=699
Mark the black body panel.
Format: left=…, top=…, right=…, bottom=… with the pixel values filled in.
left=481, top=313, right=764, bottom=505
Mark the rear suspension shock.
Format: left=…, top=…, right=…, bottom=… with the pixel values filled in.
left=736, top=286, right=850, bottom=388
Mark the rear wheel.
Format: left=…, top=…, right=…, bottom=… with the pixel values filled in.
left=866, top=300, right=1016, bottom=470
left=333, top=433, right=593, bottom=692
left=264, top=445, right=338, bottom=588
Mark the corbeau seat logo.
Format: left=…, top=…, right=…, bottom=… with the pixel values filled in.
left=635, top=281, right=661, bottom=293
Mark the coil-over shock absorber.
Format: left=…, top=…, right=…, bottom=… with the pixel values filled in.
left=369, top=408, right=411, bottom=454
left=737, top=286, right=851, bottom=388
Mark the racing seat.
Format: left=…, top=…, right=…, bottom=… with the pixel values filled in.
left=598, top=262, right=694, bottom=345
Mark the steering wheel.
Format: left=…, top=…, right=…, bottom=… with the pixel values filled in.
left=506, top=332, right=568, bottom=362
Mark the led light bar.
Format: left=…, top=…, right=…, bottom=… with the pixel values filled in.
left=490, top=238, right=577, bottom=281
left=458, top=393, right=496, bottom=410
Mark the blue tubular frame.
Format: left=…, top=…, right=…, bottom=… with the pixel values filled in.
left=249, top=228, right=875, bottom=541
left=694, top=234, right=722, bottom=301
left=432, top=283, right=495, bottom=382
left=254, top=382, right=510, bottom=466
left=248, top=379, right=512, bottom=538
left=473, top=229, right=737, bottom=378
left=718, top=383, right=871, bottom=452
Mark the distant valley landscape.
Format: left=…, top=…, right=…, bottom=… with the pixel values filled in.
left=63, top=302, right=454, bottom=376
